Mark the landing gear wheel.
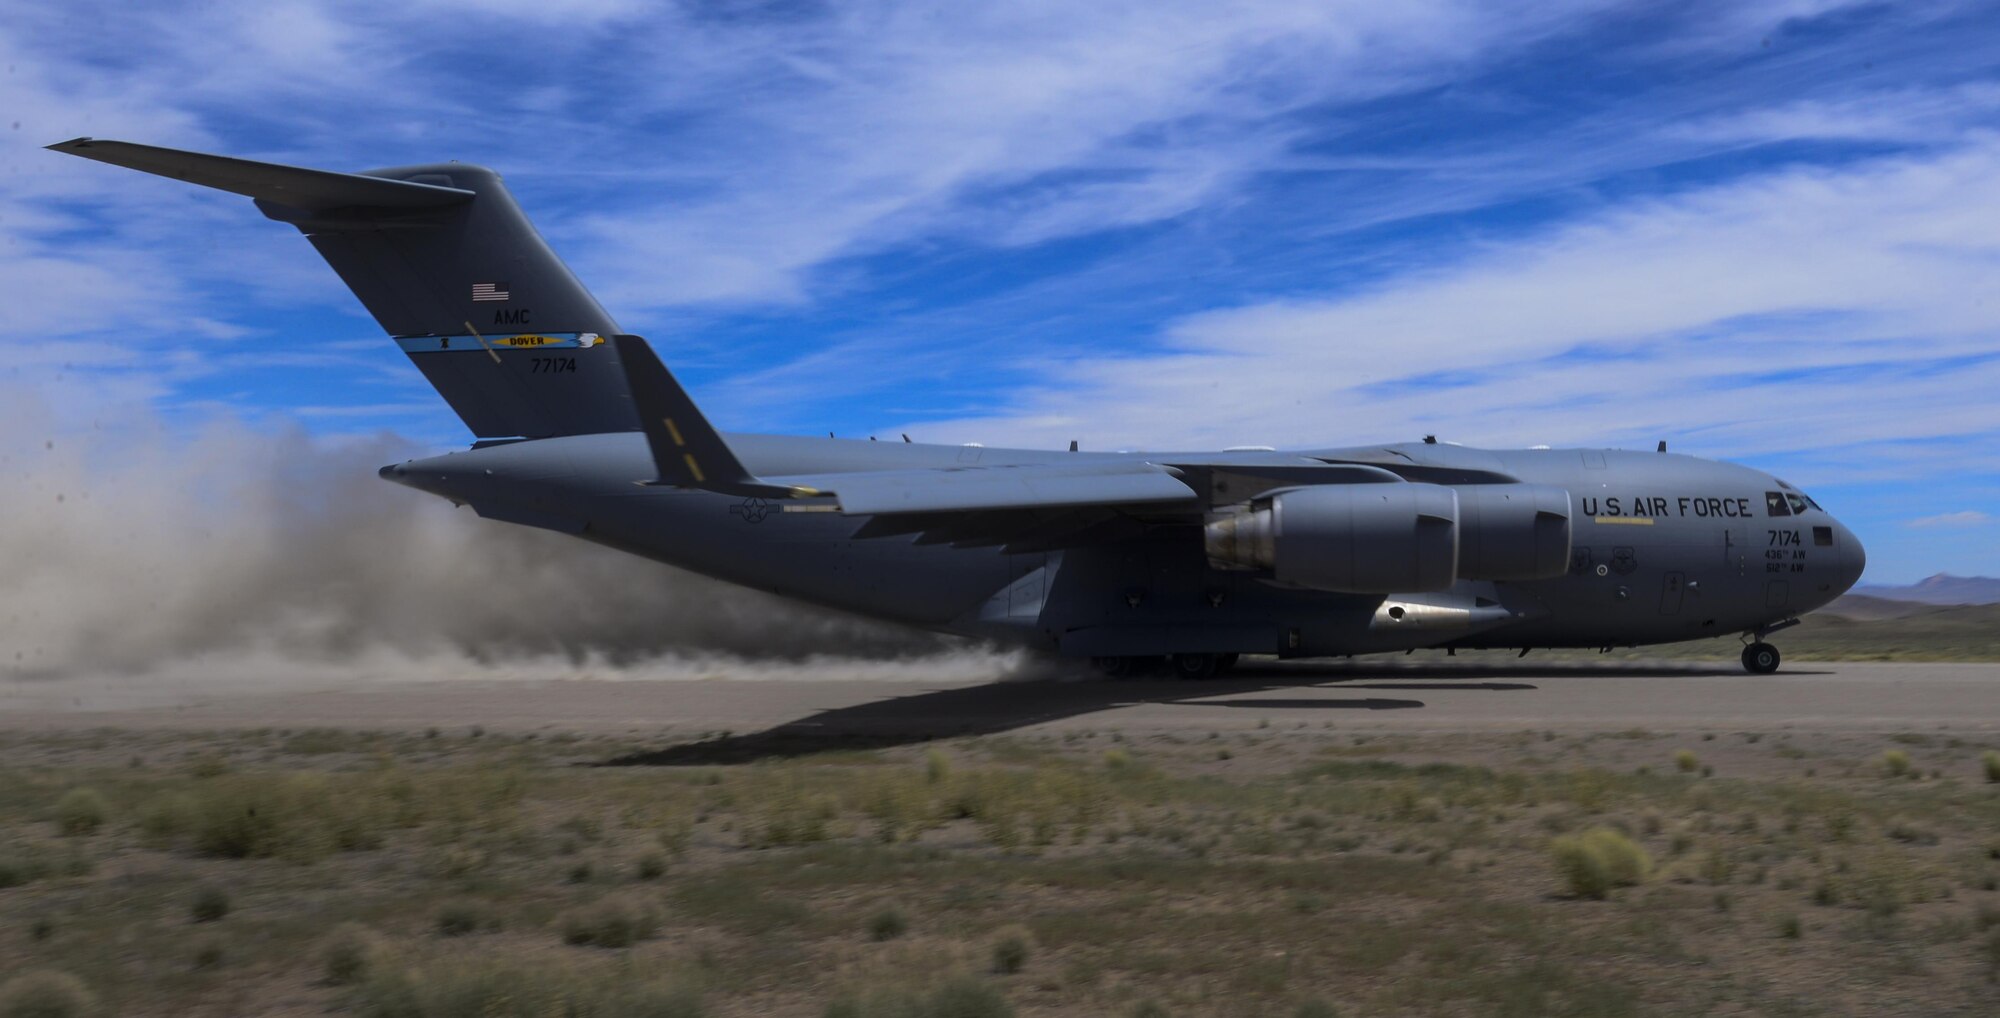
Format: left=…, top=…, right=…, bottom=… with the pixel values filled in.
left=1171, top=653, right=1221, bottom=680
left=1741, top=642, right=1781, bottom=675
left=1091, top=656, right=1136, bottom=679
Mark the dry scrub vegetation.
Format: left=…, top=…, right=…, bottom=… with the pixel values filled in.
left=0, top=723, right=1998, bottom=1016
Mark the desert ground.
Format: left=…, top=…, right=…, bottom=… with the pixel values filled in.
left=2, top=658, right=1998, bottom=1017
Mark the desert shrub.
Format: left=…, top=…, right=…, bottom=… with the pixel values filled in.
left=191, top=938, right=225, bottom=971
left=867, top=906, right=909, bottom=941
left=823, top=977, right=1012, bottom=1018
left=1551, top=828, right=1652, bottom=899
left=0, top=856, right=37, bottom=889
left=555, top=815, right=604, bottom=843
left=558, top=898, right=655, bottom=948
left=191, top=886, right=231, bottom=923
left=635, top=852, right=668, bottom=881
left=928, top=979, right=1012, bottom=1018
left=136, top=793, right=195, bottom=845
left=748, top=776, right=839, bottom=848
left=52, top=789, right=108, bottom=837
left=1103, top=748, right=1134, bottom=772
left=152, top=767, right=527, bottom=861
left=1982, top=751, right=2000, bottom=784
left=355, top=961, right=703, bottom=1018
left=0, top=970, right=96, bottom=1018
left=1294, top=1000, right=1340, bottom=1018
left=1131, top=1002, right=1169, bottom=1018
left=925, top=748, right=952, bottom=784
left=1674, top=750, right=1699, bottom=774
left=321, top=923, right=383, bottom=986
left=436, top=901, right=495, bottom=937
left=281, top=729, right=353, bottom=755
left=991, top=927, right=1033, bottom=974
left=0, top=846, right=90, bottom=891
left=1881, top=750, right=1911, bottom=777
left=1776, top=913, right=1802, bottom=939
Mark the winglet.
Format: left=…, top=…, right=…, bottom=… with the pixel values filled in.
left=613, top=335, right=806, bottom=498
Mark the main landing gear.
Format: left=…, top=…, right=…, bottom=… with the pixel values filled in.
left=1741, top=642, right=1781, bottom=675
left=1090, top=654, right=1240, bottom=680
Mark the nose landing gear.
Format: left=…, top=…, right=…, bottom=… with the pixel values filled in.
left=1741, top=642, right=1781, bottom=674
left=1740, top=617, right=1799, bottom=674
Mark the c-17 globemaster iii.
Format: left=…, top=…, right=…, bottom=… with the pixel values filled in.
left=51, top=138, right=1866, bottom=677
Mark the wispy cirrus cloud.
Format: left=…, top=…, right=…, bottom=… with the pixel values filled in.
left=1907, top=510, right=1993, bottom=528
left=919, top=138, right=2000, bottom=451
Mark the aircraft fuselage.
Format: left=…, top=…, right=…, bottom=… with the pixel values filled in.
left=383, top=434, right=1864, bottom=661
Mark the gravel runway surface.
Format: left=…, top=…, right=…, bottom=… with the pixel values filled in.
left=5, top=661, right=1994, bottom=740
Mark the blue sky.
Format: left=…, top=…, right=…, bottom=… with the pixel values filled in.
left=4, top=0, right=1998, bottom=584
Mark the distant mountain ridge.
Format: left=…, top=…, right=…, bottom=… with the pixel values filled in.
left=1850, top=573, right=2000, bottom=605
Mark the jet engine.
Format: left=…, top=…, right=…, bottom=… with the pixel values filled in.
left=1204, top=483, right=1460, bottom=592
left=1203, top=482, right=1573, bottom=593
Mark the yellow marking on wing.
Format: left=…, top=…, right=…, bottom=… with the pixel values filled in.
left=664, top=418, right=686, bottom=447
left=1593, top=516, right=1655, bottom=525
left=682, top=453, right=705, bottom=483
left=789, top=485, right=824, bottom=497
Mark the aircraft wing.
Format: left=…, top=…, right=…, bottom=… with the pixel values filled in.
left=768, top=463, right=1196, bottom=516
left=773, top=463, right=1198, bottom=552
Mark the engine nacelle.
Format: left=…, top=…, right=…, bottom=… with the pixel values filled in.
left=1455, top=483, right=1573, bottom=581
left=1205, top=483, right=1460, bottom=593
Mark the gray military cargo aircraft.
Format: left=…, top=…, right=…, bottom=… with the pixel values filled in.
left=52, top=138, right=1865, bottom=676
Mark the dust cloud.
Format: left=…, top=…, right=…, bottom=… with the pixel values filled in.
left=0, top=394, right=1020, bottom=699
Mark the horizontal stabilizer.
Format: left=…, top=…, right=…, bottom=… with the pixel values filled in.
left=771, top=463, right=1198, bottom=516
left=615, top=335, right=798, bottom=498
left=46, top=137, right=474, bottom=212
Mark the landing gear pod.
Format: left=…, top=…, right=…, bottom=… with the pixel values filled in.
left=1456, top=484, right=1572, bottom=581
left=1205, top=483, right=1460, bottom=593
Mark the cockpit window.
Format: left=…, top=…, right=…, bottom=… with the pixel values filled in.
left=1785, top=493, right=1810, bottom=515
left=1802, top=493, right=1823, bottom=511
left=1764, top=491, right=1792, bottom=517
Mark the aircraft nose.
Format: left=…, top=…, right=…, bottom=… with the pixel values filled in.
left=1829, top=518, right=1866, bottom=595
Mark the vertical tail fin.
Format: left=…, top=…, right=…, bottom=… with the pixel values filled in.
left=49, top=138, right=640, bottom=439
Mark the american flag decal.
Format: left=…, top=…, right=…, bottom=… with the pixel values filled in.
left=471, top=281, right=511, bottom=302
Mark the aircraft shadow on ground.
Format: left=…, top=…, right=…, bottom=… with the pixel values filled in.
left=598, top=666, right=1559, bottom=767
left=1228, top=660, right=1742, bottom=680
left=1189, top=697, right=1425, bottom=710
